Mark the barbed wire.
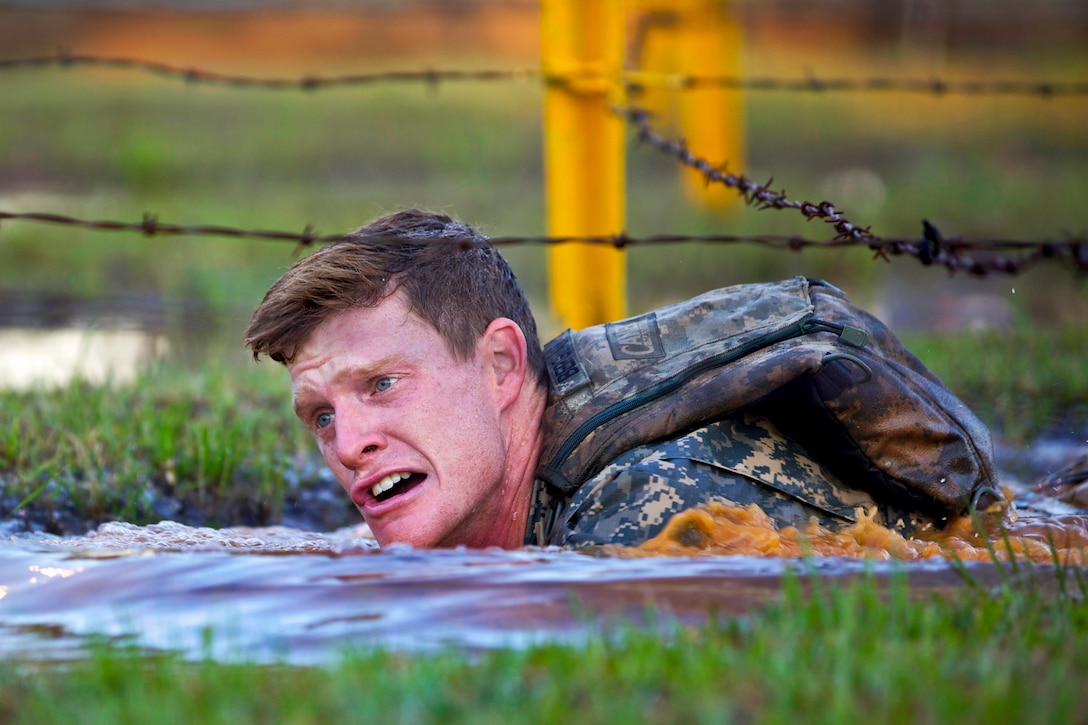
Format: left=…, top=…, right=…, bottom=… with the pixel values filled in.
left=1, top=54, right=1085, bottom=277
left=0, top=211, right=345, bottom=246
left=623, top=71, right=1088, bottom=98
left=617, top=105, right=1087, bottom=276
left=621, top=106, right=876, bottom=244
left=2, top=210, right=1084, bottom=277
left=0, top=53, right=537, bottom=90
left=2, top=52, right=1086, bottom=98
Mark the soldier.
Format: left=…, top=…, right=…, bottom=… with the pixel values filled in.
left=245, top=210, right=996, bottom=549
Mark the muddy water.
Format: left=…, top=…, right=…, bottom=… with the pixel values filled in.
left=621, top=497, right=1088, bottom=564
left=0, top=524, right=1013, bottom=666
left=2, top=439, right=1086, bottom=665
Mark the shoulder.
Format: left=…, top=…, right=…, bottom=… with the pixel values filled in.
left=549, top=415, right=889, bottom=548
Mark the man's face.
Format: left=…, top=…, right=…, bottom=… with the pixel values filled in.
left=288, top=290, right=510, bottom=548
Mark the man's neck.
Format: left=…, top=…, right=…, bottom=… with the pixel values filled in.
left=457, top=379, right=549, bottom=549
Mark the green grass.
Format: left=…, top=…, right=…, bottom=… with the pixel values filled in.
left=0, top=358, right=353, bottom=534
left=905, top=325, right=1088, bottom=443
left=1, top=566, right=1085, bottom=724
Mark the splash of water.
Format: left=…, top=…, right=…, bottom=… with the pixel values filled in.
left=616, top=498, right=1088, bottom=565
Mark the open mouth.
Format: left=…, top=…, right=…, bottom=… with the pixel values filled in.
left=371, top=471, right=427, bottom=503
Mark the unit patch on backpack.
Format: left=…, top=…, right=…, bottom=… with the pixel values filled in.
left=605, top=313, right=666, bottom=360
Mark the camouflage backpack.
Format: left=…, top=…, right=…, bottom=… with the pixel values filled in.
left=536, top=276, right=999, bottom=520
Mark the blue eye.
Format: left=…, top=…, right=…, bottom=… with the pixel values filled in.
left=375, top=377, right=395, bottom=393
left=316, top=412, right=334, bottom=429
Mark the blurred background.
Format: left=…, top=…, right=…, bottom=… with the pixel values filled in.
left=1, top=0, right=1086, bottom=387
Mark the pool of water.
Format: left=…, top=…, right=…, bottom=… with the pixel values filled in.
left=1, top=496, right=1083, bottom=667
left=0, top=327, right=169, bottom=390
left=0, top=525, right=1021, bottom=666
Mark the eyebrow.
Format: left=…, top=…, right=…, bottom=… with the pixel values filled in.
left=291, top=388, right=318, bottom=420
left=291, top=356, right=408, bottom=418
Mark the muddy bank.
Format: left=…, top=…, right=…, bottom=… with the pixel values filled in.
left=0, top=457, right=358, bottom=539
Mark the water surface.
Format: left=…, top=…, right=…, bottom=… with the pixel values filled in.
left=0, top=516, right=1070, bottom=666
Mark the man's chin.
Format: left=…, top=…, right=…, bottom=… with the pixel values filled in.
left=366, top=517, right=441, bottom=550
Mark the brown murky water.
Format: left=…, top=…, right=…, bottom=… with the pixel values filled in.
left=2, top=440, right=1086, bottom=665
left=623, top=494, right=1088, bottom=564
left=0, top=523, right=1014, bottom=666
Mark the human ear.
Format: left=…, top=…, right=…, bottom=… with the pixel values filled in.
left=479, top=317, right=528, bottom=409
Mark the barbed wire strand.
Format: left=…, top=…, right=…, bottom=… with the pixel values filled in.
left=2, top=52, right=1086, bottom=98
left=617, top=106, right=1088, bottom=276
left=2, top=210, right=1085, bottom=277
left=0, top=53, right=538, bottom=90
left=621, top=106, right=877, bottom=241
left=623, top=71, right=1088, bottom=98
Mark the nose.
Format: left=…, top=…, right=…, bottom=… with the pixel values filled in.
left=331, top=407, right=388, bottom=471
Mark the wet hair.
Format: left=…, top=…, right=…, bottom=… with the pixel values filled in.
left=244, top=209, right=547, bottom=384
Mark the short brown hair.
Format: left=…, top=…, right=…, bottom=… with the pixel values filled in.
left=244, top=210, right=546, bottom=383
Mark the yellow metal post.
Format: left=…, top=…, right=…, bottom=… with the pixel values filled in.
left=677, top=0, right=744, bottom=207
left=542, top=0, right=627, bottom=330
left=632, top=0, right=744, bottom=208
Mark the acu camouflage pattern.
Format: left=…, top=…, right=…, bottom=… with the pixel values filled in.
left=525, top=413, right=931, bottom=548
left=530, top=276, right=998, bottom=546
